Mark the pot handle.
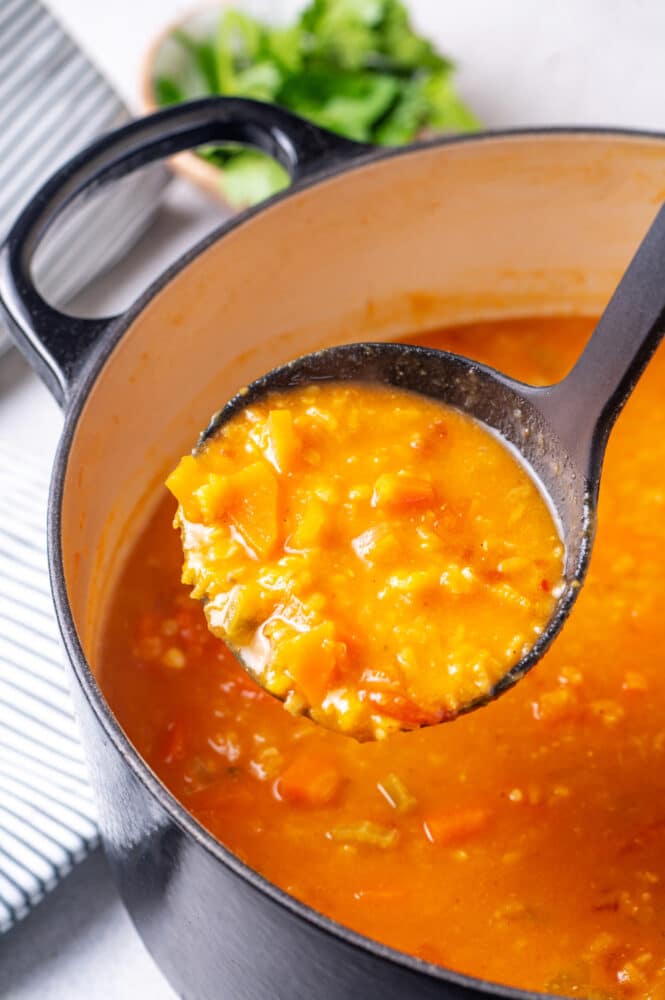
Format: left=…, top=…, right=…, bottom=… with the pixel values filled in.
left=0, top=97, right=370, bottom=407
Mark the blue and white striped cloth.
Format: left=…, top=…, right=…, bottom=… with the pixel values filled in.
left=0, top=0, right=169, bottom=930
left=0, top=445, right=98, bottom=933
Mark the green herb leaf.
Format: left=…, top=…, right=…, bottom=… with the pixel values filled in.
left=152, top=0, right=480, bottom=206
left=218, top=149, right=289, bottom=208
left=263, top=25, right=304, bottom=75
left=172, top=30, right=219, bottom=94
left=372, top=78, right=427, bottom=144
left=300, top=0, right=385, bottom=71
left=232, top=61, right=283, bottom=101
left=215, top=9, right=263, bottom=91
left=280, top=69, right=399, bottom=141
left=424, top=69, right=480, bottom=131
left=378, top=0, right=449, bottom=72
left=153, top=76, right=185, bottom=107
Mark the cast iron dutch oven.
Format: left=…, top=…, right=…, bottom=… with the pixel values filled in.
left=2, top=97, right=664, bottom=999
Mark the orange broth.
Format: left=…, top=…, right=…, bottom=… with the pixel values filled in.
left=99, top=316, right=665, bottom=997
left=166, top=382, right=563, bottom=738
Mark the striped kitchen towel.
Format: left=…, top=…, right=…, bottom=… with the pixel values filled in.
left=0, top=0, right=168, bottom=354
left=0, top=444, right=98, bottom=933
left=0, top=0, right=170, bottom=929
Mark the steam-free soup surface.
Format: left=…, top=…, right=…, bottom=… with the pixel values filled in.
left=167, top=382, right=562, bottom=739
left=100, top=317, right=665, bottom=997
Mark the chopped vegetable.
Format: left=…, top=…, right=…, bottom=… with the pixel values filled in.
left=371, top=471, right=434, bottom=508
left=423, top=807, right=492, bottom=846
left=327, top=820, right=398, bottom=848
left=265, top=409, right=300, bottom=474
left=277, top=749, right=343, bottom=805
left=273, top=623, right=342, bottom=706
left=192, top=460, right=280, bottom=557
left=215, top=150, right=290, bottom=207
left=153, top=0, right=478, bottom=206
left=377, top=772, right=416, bottom=813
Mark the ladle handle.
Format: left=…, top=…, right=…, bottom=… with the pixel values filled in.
left=536, top=202, right=665, bottom=465
left=0, top=97, right=370, bottom=408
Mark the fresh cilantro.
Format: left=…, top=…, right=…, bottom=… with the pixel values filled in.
left=154, top=0, right=478, bottom=207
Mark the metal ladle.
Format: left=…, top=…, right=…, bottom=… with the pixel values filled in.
left=198, top=202, right=665, bottom=720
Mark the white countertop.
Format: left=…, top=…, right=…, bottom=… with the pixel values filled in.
left=2, top=1, right=665, bottom=996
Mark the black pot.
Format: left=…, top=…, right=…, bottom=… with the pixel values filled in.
left=1, top=97, right=663, bottom=999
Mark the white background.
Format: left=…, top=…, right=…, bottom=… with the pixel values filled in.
left=2, top=1, right=665, bottom=997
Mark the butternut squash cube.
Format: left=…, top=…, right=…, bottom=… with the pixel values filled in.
left=266, top=409, right=299, bottom=473
left=194, top=473, right=234, bottom=523
left=227, top=461, right=280, bottom=558
left=372, top=473, right=434, bottom=509
left=165, top=455, right=206, bottom=521
left=290, top=499, right=329, bottom=549
left=273, top=622, right=342, bottom=706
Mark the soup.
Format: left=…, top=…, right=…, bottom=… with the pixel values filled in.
left=166, top=381, right=563, bottom=739
left=99, top=315, right=665, bottom=998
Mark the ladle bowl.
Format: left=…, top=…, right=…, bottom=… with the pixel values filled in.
left=199, top=341, right=584, bottom=715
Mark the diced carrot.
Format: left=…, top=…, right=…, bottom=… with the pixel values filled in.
left=273, top=622, right=341, bottom=706
left=423, top=807, right=492, bottom=846
left=266, top=409, right=299, bottom=473
left=371, top=472, right=434, bottom=509
left=276, top=750, right=343, bottom=806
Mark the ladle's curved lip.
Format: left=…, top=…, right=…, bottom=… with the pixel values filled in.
left=196, top=340, right=592, bottom=727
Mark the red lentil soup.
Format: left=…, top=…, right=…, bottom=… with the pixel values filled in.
left=99, top=316, right=665, bottom=998
left=166, top=382, right=563, bottom=739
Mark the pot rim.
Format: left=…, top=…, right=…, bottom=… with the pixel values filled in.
left=49, top=123, right=665, bottom=998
